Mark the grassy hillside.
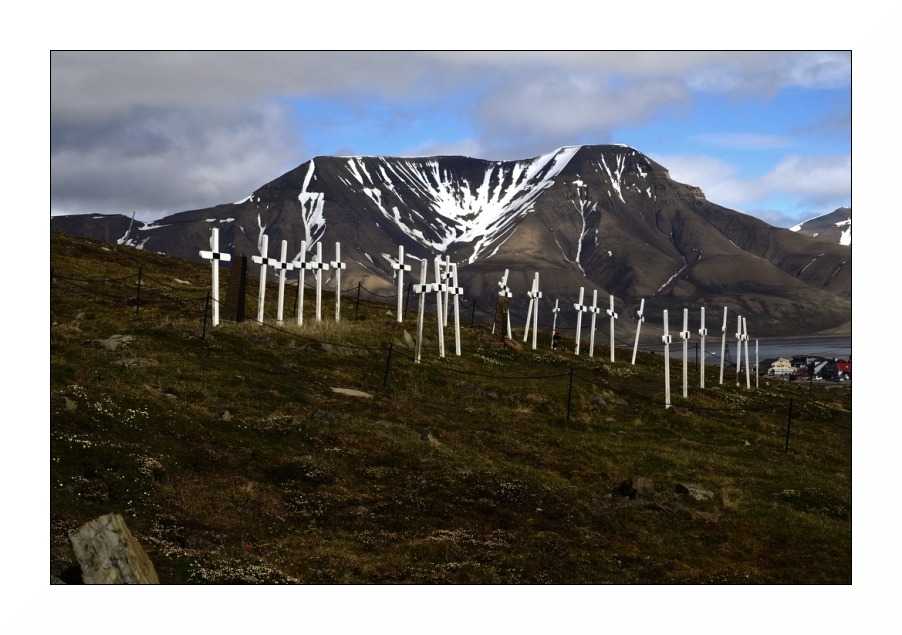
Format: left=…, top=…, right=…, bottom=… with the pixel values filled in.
left=50, top=231, right=851, bottom=584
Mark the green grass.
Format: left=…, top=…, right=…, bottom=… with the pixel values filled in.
left=50, top=231, right=852, bottom=584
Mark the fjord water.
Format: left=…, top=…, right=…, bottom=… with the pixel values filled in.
left=636, top=335, right=852, bottom=366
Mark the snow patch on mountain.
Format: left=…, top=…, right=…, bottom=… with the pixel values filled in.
left=340, top=146, right=580, bottom=263
left=298, top=160, right=326, bottom=247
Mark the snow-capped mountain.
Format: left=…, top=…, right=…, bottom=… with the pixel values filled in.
left=790, top=207, right=852, bottom=246
left=51, top=144, right=851, bottom=336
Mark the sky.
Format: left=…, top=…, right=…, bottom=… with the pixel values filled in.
left=50, top=51, right=851, bottom=228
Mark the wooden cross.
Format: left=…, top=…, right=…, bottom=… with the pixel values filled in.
left=573, top=287, right=590, bottom=356
left=199, top=227, right=232, bottom=327
left=273, top=240, right=294, bottom=324
left=251, top=234, right=273, bottom=324
left=392, top=245, right=412, bottom=323
left=330, top=242, right=346, bottom=321
left=606, top=295, right=618, bottom=362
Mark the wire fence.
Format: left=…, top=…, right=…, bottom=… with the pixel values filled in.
left=51, top=265, right=851, bottom=453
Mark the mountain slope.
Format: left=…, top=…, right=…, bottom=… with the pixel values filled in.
left=50, top=144, right=851, bottom=336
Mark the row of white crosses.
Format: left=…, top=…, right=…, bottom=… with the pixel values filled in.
left=295, top=240, right=332, bottom=324
left=572, top=287, right=619, bottom=360
left=412, top=256, right=463, bottom=362
left=255, top=237, right=346, bottom=325
left=657, top=304, right=757, bottom=408
left=201, top=229, right=349, bottom=327
left=522, top=273, right=542, bottom=350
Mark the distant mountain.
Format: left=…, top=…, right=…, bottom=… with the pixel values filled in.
left=50, top=144, right=851, bottom=336
left=790, top=207, right=852, bottom=246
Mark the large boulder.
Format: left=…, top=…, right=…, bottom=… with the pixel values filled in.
left=69, top=513, right=159, bottom=584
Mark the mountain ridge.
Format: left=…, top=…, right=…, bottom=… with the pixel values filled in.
left=50, top=144, right=851, bottom=337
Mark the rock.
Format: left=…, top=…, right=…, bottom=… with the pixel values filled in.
left=331, top=387, right=373, bottom=399
left=590, top=390, right=628, bottom=408
left=222, top=410, right=232, bottom=421
left=675, top=483, right=715, bottom=502
left=93, top=334, right=133, bottom=351
left=502, top=338, right=523, bottom=351
left=69, top=513, right=159, bottom=584
left=144, top=384, right=177, bottom=400
left=618, top=476, right=655, bottom=500
left=113, top=357, right=159, bottom=369
left=691, top=511, right=719, bottom=523
left=421, top=431, right=440, bottom=446
left=64, top=398, right=77, bottom=411
left=402, top=330, right=415, bottom=347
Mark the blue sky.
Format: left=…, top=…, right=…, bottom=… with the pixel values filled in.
left=50, top=51, right=851, bottom=228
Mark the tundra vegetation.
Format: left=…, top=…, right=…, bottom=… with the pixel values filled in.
left=50, top=232, right=851, bottom=584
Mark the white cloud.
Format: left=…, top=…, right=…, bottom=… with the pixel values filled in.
left=50, top=52, right=851, bottom=219
left=653, top=152, right=851, bottom=226
left=760, top=154, right=852, bottom=202
left=691, top=133, right=795, bottom=151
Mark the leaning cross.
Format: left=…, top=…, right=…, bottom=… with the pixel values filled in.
left=251, top=234, right=275, bottom=324
left=631, top=298, right=645, bottom=365
left=392, top=245, right=412, bottom=323
left=551, top=299, right=561, bottom=349
left=523, top=272, right=542, bottom=350
left=413, top=258, right=433, bottom=363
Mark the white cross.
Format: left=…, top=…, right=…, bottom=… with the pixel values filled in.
left=496, top=269, right=512, bottom=339
left=199, top=227, right=231, bottom=327
left=719, top=306, right=729, bottom=385
left=448, top=262, right=463, bottom=356
left=632, top=298, right=645, bottom=365
left=522, top=272, right=542, bottom=350
left=311, top=242, right=330, bottom=321
left=587, top=290, right=601, bottom=357
left=414, top=259, right=430, bottom=363
left=550, top=298, right=561, bottom=349
left=698, top=306, right=708, bottom=388
left=662, top=309, right=672, bottom=409
left=606, top=295, right=618, bottom=362
left=391, top=245, right=412, bottom=323
left=330, top=242, right=346, bottom=321
left=274, top=240, right=294, bottom=324
left=680, top=308, right=690, bottom=398
left=292, top=240, right=308, bottom=325
left=251, top=234, right=271, bottom=324
left=573, top=287, right=590, bottom=356
left=433, top=258, right=446, bottom=358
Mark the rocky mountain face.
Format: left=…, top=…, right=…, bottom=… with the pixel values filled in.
left=50, top=144, right=851, bottom=336
left=790, top=207, right=852, bottom=246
